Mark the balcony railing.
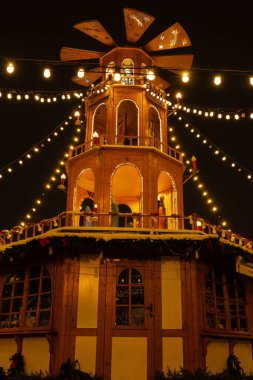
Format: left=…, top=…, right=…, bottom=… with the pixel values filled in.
left=0, top=212, right=252, bottom=253
left=69, top=134, right=183, bottom=162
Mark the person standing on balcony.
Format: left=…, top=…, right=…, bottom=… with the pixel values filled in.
left=158, top=195, right=166, bottom=229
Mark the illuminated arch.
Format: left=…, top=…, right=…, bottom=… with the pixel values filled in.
left=110, top=162, right=143, bottom=227
left=91, top=102, right=107, bottom=141
left=158, top=171, right=178, bottom=228
left=74, top=168, right=95, bottom=213
left=116, top=99, right=139, bottom=145
left=149, top=105, right=162, bottom=149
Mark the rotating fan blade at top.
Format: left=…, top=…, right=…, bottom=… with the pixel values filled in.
left=123, top=8, right=155, bottom=44
left=72, top=69, right=102, bottom=87
left=74, top=20, right=115, bottom=47
left=60, top=47, right=103, bottom=61
left=153, top=54, right=194, bottom=70
left=144, top=22, right=191, bottom=52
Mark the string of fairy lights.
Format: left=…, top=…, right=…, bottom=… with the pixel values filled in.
left=176, top=103, right=253, bottom=121
left=17, top=108, right=85, bottom=227
left=0, top=88, right=84, bottom=103
left=167, top=122, right=228, bottom=228
left=0, top=105, right=85, bottom=180
left=171, top=110, right=253, bottom=181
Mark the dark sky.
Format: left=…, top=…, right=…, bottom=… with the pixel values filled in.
left=0, top=1, right=253, bottom=238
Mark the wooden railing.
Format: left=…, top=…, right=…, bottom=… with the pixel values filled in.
left=0, top=212, right=252, bottom=252
left=69, top=134, right=183, bottom=162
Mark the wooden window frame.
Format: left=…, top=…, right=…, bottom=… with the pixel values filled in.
left=0, top=265, right=52, bottom=332
left=205, top=269, right=247, bottom=333
left=115, top=266, right=145, bottom=329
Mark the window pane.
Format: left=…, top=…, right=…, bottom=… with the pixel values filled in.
left=217, top=299, right=225, bottom=313
left=131, top=307, right=144, bottom=326
left=10, top=314, right=21, bottom=328
left=42, top=278, right=51, bottom=292
left=27, top=296, right=38, bottom=311
left=206, top=297, right=214, bottom=312
left=2, top=284, right=13, bottom=298
left=42, top=268, right=50, bottom=277
left=231, top=318, right=238, bottom=330
left=13, top=298, right=22, bottom=312
left=240, top=318, right=247, bottom=331
left=206, top=313, right=215, bottom=328
left=25, top=312, right=37, bottom=327
left=29, top=280, right=40, bottom=294
left=118, top=269, right=129, bottom=284
left=14, top=282, right=24, bottom=296
left=1, top=300, right=11, bottom=313
left=218, top=317, right=226, bottom=329
left=215, top=283, right=223, bottom=297
left=30, top=266, right=41, bottom=278
left=16, top=270, right=25, bottom=281
left=131, top=269, right=142, bottom=284
left=0, top=315, right=10, bottom=328
left=116, top=287, right=129, bottom=305
left=40, top=294, right=51, bottom=309
left=116, top=307, right=129, bottom=325
left=131, top=286, right=144, bottom=305
left=39, top=311, right=50, bottom=326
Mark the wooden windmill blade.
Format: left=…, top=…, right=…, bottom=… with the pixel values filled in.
left=60, top=47, right=103, bottom=61
left=152, top=76, right=170, bottom=90
left=153, top=54, right=194, bottom=70
left=74, top=20, right=115, bottom=47
left=144, top=22, right=191, bottom=52
left=72, top=70, right=102, bottom=87
left=123, top=8, right=155, bottom=44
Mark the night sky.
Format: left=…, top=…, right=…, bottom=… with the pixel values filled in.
left=0, top=1, right=253, bottom=238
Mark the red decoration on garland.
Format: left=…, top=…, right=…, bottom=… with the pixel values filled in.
left=39, top=238, right=50, bottom=247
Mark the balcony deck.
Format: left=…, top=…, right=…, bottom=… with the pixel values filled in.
left=0, top=212, right=252, bottom=254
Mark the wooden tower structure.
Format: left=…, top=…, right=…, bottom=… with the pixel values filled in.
left=0, top=8, right=252, bottom=380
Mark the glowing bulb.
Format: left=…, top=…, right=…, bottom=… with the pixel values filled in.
left=36, top=199, right=41, bottom=204
left=249, top=76, right=253, bottom=86
left=212, top=207, right=217, bottom=212
left=221, top=221, right=227, bottom=227
left=6, top=62, right=15, bottom=74
left=26, top=214, right=31, bottom=219
left=214, top=75, right=222, bottom=85
left=7, top=168, right=12, bottom=172
left=43, top=67, right=51, bottom=78
left=182, top=72, right=189, bottom=83
left=114, top=72, right=121, bottom=82
left=147, top=70, right=155, bottom=81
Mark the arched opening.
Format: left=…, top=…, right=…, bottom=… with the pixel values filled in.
left=117, top=100, right=138, bottom=145
left=75, top=168, right=95, bottom=214
left=148, top=106, right=161, bottom=149
left=111, top=164, right=142, bottom=227
left=121, top=58, right=134, bottom=85
left=157, top=171, right=177, bottom=229
left=92, top=103, right=107, bottom=142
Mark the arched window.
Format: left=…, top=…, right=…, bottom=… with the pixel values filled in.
left=205, top=270, right=247, bottom=331
left=116, top=268, right=144, bottom=326
left=121, top=58, right=134, bottom=85
left=0, top=266, right=52, bottom=329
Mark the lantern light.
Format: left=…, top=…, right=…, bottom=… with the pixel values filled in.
left=6, top=62, right=15, bottom=74
left=43, top=67, right=51, bottom=79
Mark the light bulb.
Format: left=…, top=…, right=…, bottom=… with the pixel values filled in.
left=6, top=62, right=15, bottom=74
left=43, top=67, right=51, bottom=79
left=77, top=67, right=85, bottom=79
left=214, top=75, right=222, bottom=86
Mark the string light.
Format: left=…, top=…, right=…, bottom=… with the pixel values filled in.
left=167, top=118, right=227, bottom=224
left=173, top=111, right=253, bottom=182
left=0, top=107, right=84, bottom=180
left=0, top=88, right=84, bottom=102
left=6, top=62, right=15, bottom=74
left=176, top=102, right=253, bottom=120
left=18, top=122, right=83, bottom=226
